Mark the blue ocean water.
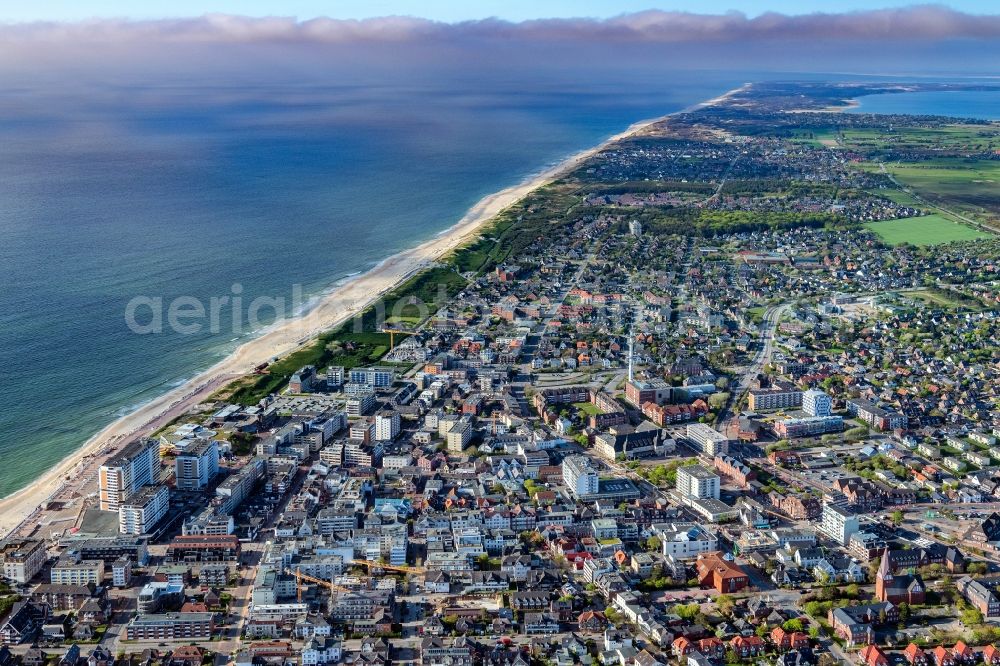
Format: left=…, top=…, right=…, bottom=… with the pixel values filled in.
left=850, top=89, right=1000, bottom=120
left=0, top=75, right=745, bottom=498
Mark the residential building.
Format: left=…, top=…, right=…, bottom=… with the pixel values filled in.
left=676, top=465, right=720, bottom=501
left=802, top=389, right=832, bottom=417
left=174, top=439, right=220, bottom=491
left=373, top=411, right=401, bottom=442
left=0, top=539, right=46, bottom=584
left=848, top=399, right=906, bottom=432
left=119, top=484, right=170, bottom=535
left=820, top=503, right=860, bottom=546
left=562, top=456, right=599, bottom=499
left=686, top=423, right=730, bottom=456
left=124, top=613, right=214, bottom=641
left=748, top=385, right=802, bottom=411
left=99, top=438, right=160, bottom=511
left=50, top=556, right=103, bottom=586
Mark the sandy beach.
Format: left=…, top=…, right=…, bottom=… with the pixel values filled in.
left=0, top=86, right=742, bottom=539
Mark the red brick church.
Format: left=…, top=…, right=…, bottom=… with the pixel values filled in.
left=875, top=549, right=925, bottom=604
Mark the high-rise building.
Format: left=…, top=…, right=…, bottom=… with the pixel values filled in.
left=100, top=438, right=160, bottom=511
left=374, top=410, right=401, bottom=442
left=676, top=465, right=721, bottom=500
left=803, top=389, right=833, bottom=417
left=119, top=484, right=170, bottom=535
left=820, top=502, right=860, bottom=546
left=562, top=455, right=599, bottom=499
left=174, top=439, right=220, bottom=491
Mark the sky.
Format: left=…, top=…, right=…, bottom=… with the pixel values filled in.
left=1, top=4, right=998, bottom=82
left=2, top=0, right=997, bottom=23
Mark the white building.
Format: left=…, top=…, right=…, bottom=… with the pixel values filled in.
left=676, top=465, right=721, bottom=500
left=652, top=522, right=718, bottom=560
left=562, top=455, right=599, bottom=499
left=50, top=556, right=103, bottom=586
left=119, top=484, right=170, bottom=535
left=820, top=502, right=860, bottom=546
left=802, top=389, right=833, bottom=417
left=445, top=419, right=473, bottom=453
left=686, top=423, right=730, bottom=456
left=348, top=367, right=394, bottom=388
left=374, top=411, right=401, bottom=442
left=112, top=556, right=132, bottom=588
left=174, top=438, right=220, bottom=491
left=629, top=220, right=643, bottom=237
left=0, top=539, right=46, bottom=584
left=100, top=437, right=160, bottom=511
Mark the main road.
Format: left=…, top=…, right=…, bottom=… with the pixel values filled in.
left=718, top=302, right=789, bottom=435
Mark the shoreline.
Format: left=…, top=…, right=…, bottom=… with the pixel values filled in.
left=0, top=84, right=744, bottom=540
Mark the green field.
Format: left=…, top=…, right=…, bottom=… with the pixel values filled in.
left=574, top=401, right=604, bottom=416
left=864, top=214, right=991, bottom=246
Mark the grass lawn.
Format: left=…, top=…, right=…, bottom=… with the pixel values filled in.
left=574, top=401, right=604, bottom=416
left=863, top=214, right=990, bottom=246
left=904, top=289, right=961, bottom=308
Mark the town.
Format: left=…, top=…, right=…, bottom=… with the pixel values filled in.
left=1, top=80, right=1000, bottom=666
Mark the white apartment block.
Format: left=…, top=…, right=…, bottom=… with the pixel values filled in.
left=802, top=389, right=833, bottom=417
left=820, top=502, right=860, bottom=546
left=445, top=420, right=473, bottom=453
left=112, top=556, right=132, bottom=588
left=686, top=423, right=730, bottom=456
left=676, top=465, right=721, bottom=500
left=374, top=411, right=401, bottom=442
left=653, top=522, right=718, bottom=560
left=50, top=557, right=104, bottom=586
left=100, top=437, right=160, bottom=511
left=0, top=539, right=46, bottom=584
left=174, top=438, right=220, bottom=491
left=562, top=455, right=599, bottom=499
left=119, top=484, right=170, bottom=535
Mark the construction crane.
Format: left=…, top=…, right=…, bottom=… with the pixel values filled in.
left=285, top=567, right=357, bottom=602
left=350, top=559, right=425, bottom=575
left=379, top=326, right=417, bottom=351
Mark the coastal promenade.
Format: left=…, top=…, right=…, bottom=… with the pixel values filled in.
left=0, top=88, right=747, bottom=540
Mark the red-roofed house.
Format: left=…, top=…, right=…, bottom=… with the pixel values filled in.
left=861, top=644, right=889, bottom=666
left=931, top=647, right=955, bottom=666
left=903, top=643, right=928, bottom=665
left=730, top=635, right=766, bottom=658
left=982, top=645, right=1000, bottom=665
left=771, top=627, right=809, bottom=651
left=952, top=642, right=975, bottom=663
left=672, top=637, right=692, bottom=659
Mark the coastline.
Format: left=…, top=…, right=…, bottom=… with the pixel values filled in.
left=0, top=85, right=743, bottom=540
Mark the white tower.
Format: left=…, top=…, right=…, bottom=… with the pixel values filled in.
left=628, top=331, right=634, bottom=382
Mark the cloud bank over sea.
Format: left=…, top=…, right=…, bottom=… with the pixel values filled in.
left=1, top=6, right=998, bottom=81
left=4, top=6, right=1000, bottom=43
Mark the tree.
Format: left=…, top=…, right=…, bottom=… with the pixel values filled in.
left=782, top=618, right=804, bottom=632
left=961, top=608, right=984, bottom=626
left=676, top=603, right=701, bottom=621
left=645, top=536, right=662, bottom=553
left=716, top=594, right=735, bottom=617
left=890, top=510, right=904, bottom=526
left=967, top=562, right=988, bottom=576
left=708, top=392, right=730, bottom=410
left=756, top=623, right=769, bottom=638
left=898, top=602, right=910, bottom=623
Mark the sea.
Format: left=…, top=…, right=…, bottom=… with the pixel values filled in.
left=849, top=89, right=1000, bottom=120
left=0, top=71, right=749, bottom=498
